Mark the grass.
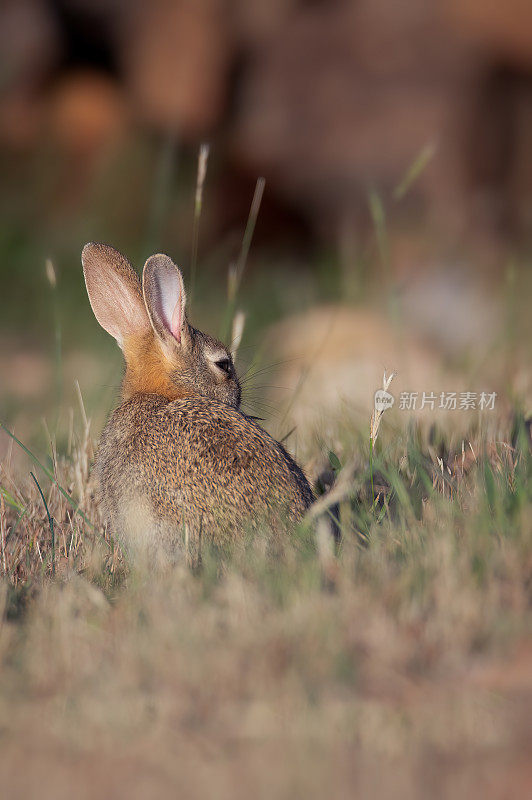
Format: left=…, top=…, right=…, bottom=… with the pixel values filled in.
left=0, top=140, right=530, bottom=797
left=0, top=396, right=530, bottom=797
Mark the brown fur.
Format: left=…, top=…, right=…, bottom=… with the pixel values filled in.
left=122, top=330, right=192, bottom=401
left=82, top=243, right=313, bottom=565
left=97, top=394, right=314, bottom=564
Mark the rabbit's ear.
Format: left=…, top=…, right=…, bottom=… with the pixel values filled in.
left=82, top=243, right=149, bottom=349
left=142, top=254, right=189, bottom=348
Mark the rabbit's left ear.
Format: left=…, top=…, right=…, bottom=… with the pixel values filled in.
left=142, top=254, right=190, bottom=350
left=82, top=242, right=150, bottom=349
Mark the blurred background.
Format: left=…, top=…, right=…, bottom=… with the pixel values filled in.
left=1, top=0, right=531, bottom=455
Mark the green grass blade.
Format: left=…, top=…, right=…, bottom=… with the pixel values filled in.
left=0, top=421, right=99, bottom=536
left=0, top=485, right=24, bottom=512
left=393, top=141, right=436, bottom=200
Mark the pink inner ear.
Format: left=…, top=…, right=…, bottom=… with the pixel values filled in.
left=149, top=257, right=185, bottom=341
left=170, top=300, right=182, bottom=342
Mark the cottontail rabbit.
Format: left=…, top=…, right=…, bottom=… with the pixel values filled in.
left=82, top=243, right=313, bottom=563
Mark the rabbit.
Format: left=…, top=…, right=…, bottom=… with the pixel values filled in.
left=82, top=243, right=314, bottom=564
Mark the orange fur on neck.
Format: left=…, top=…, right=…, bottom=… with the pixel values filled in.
left=122, top=330, right=190, bottom=401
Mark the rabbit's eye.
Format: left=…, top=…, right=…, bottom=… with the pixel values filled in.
left=215, top=358, right=232, bottom=376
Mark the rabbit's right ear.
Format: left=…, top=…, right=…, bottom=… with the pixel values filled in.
left=82, top=243, right=150, bottom=349
left=142, top=253, right=190, bottom=351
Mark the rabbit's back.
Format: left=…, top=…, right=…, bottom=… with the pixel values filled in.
left=96, top=393, right=313, bottom=555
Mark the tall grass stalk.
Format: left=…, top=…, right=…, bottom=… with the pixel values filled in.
left=190, top=143, right=210, bottom=307
left=222, top=177, right=265, bottom=342
left=393, top=141, right=436, bottom=200
left=368, top=188, right=399, bottom=329
left=0, top=494, right=6, bottom=574
left=30, top=471, right=55, bottom=576
left=46, top=259, right=62, bottom=428
left=369, top=371, right=395, bottom=508
left=230, top=309, right=246, bottom=360
left=370, top=142, right=436, bottom=325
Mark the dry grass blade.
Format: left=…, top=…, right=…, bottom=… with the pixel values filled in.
left=305, top=457, right=359, bottom=523
left=228, top=177, right=265, bottom=304
left=369, top=370, right=396, bottom=448
left=223, top=177, right=266, bottom=343
left=30, top=471, right=55, bottom=576
left=190, top=142, right=210, bottom=304
left=0, top=494, right=7, bottom=575
left=231, top=310, right=246, bottom=360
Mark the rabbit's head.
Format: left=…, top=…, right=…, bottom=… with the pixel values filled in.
left=82, top=243, right=241, bottom=408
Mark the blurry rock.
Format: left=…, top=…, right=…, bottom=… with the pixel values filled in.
left=262, top=303, right=519, bottom=456
left=46, top=70, right=127, bottom=155
left=119, top=0, right=231, bottom=136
